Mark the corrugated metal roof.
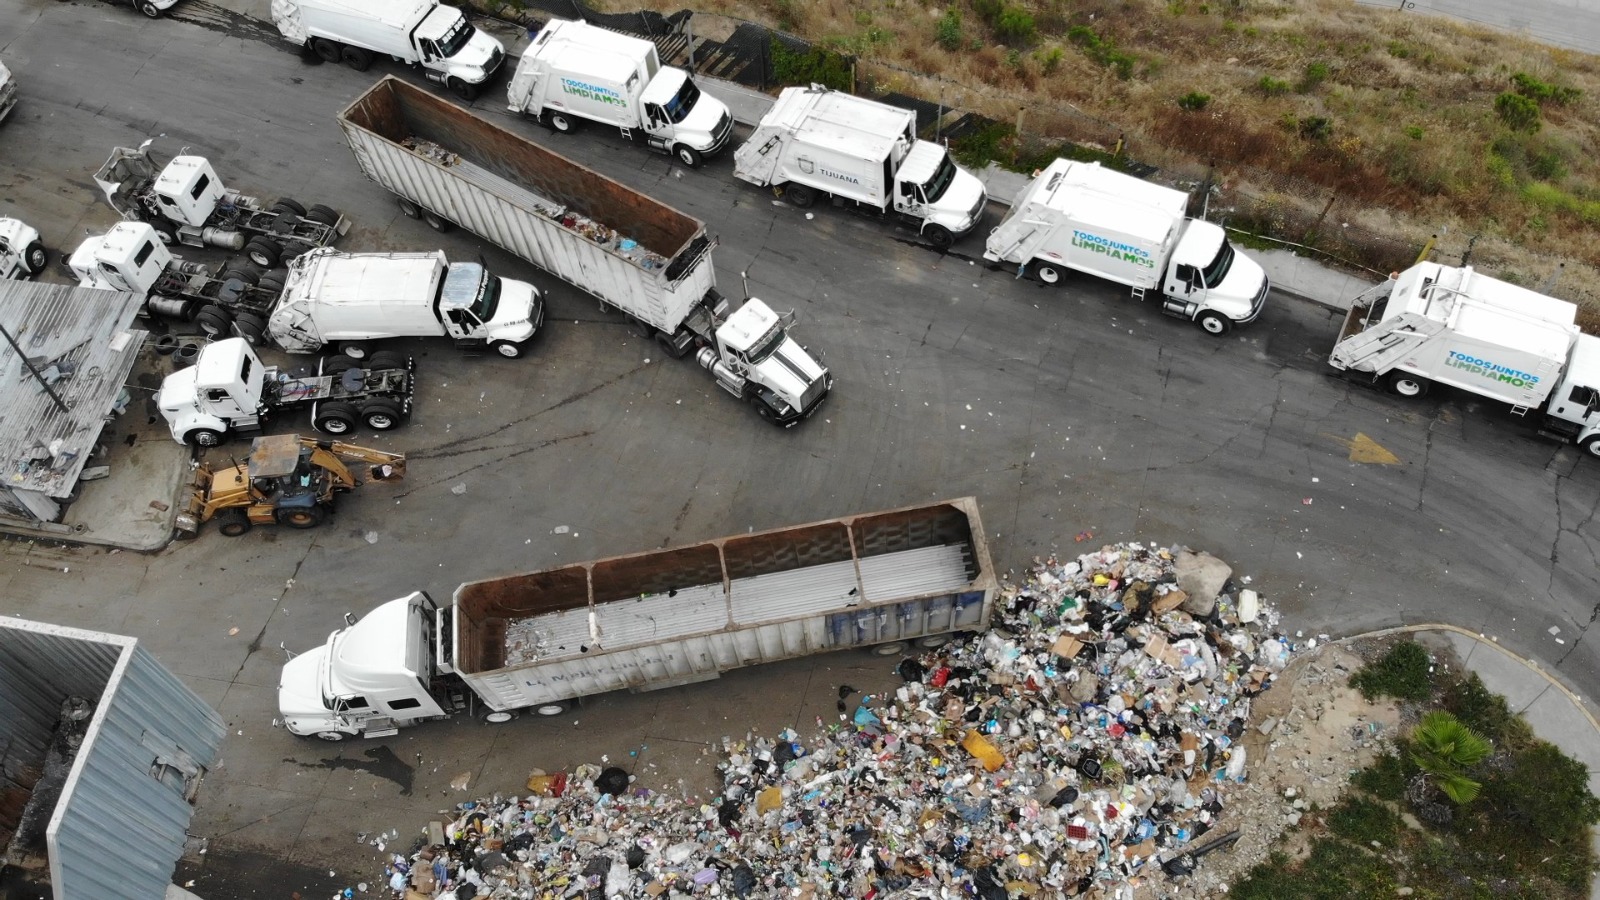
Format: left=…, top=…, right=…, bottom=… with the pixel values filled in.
left=0, top=616, right=224, bottom=900
left=0, top=283, right=146, bottom=497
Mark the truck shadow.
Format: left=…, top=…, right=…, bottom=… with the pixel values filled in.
left=285, top=744, right=415, bottom=796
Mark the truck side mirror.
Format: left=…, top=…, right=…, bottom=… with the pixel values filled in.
left=344, top=612, right=357, bottom=627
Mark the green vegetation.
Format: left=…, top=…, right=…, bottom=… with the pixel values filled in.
left=1512, top=71, right=1582, bottom=105
left=1066, top=25, right=1136, bottom=80
left=1177, top=91, right=1210, bottom=111
left=1496, top=92, right=1543, bottom=132
left=1349, top=640, right=1432, bottom=701
left=1234, top=652, right=1599, bottom=898
left=936, top=9, right=963, bottom=52
left=974, top=0, right=1036, bottom=45
left=1256, top=74, right=1290, bottom=95
left=1297, top=60, right=1331, bottom=93
left=768, top=38, right=852, bottom=91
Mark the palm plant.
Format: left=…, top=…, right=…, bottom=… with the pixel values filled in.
left=1409, top=710, right=1492, bottom=804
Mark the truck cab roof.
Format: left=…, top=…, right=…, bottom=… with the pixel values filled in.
left=327, top=593, right=427, bottom=697
left=717, top=298, right=781, bottom=355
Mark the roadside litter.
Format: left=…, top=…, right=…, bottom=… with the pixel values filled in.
left=370, top=542, right=1294, bottom=899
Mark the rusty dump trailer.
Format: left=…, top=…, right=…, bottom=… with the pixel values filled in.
left=336, top=76, right=717, bottom=336
left=443, top=497, right=996, bottom=714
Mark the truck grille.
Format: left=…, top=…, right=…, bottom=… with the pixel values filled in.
left=0, top=82, right=16, bottom=122
left=485, top=46, right=505, bottom=77
left=1240, top=276, right=1270, bottom=323
left=709, top=112, right=733, bottom=154
left=798, top=372, right=831, bottom=416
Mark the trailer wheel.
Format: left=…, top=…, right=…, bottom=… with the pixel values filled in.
left=490, top=339, right=524, bottom=359
left=366, top=351, right=406, bottom=371
left=397, top=198, right=421, bottom=219
left=361, top=398, right=404, bottom=431
left=532, top=701, right=569, bottom=717
left=311, top=38, right=342, bottom=64
left=421, top=210, right=452, bottom=233
left=546, top=112, right=578, bottom=134
left=1387, top=371, right=1430, bottom=398
left=306, top=204, right=340, bottom=226
left=245, top=237, right=283, bottom=269
left=275, top=505, right=328, bottom=529
left=340, top=46, right=373, bottom=72
left=784, top=184, right=816, bottom=208
left=234, top=311, right=267, bottom=345
left=137, top=0, right=162, bottom=18
left=1035, top=262, right=1063, bottom=285
left=923, top=224, right=953, bottom=250
left=1196, top=311, right=1233, bottom=336
left=22, top=241, right=47, bottom=275
left=314, top=401, right=359, bottom=435
left=183, top=428, right=225, bottom=448
left=448, top=78, right=479, bottom=101
left=871, top=641, right=909, bottom=657
left=217, top=509, right=253, bottom=537
left=1581, top=435, right=1600, bottom=458
left=196, top=304, right=234, bottom=338
left=674, top=145, right=702, bottom=169
left=484, top=710, right=517, bottom=723
left=916, top=634, right=952, bottom=649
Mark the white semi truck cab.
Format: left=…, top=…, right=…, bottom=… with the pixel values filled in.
left=733, top=85, right=987, bottom=249
left=696, top=296, right=831, bottom=426
left=272, top=0, right=504, bottom=100
left=506, top=17, right=733, bottom=168
left=0, top=218, right=47, bottom=280
left=267, top=248, right=544, bottom=358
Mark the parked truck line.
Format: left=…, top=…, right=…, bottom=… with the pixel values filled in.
left=506, top=17, right=734, bottom=168
left=278, top=497, right=995, bottom=740
left=337, top=76, right=831, bottom=426
left=984, top=159, right=1269, bottom=335
left=1330, top=262, right=1600, bottom=455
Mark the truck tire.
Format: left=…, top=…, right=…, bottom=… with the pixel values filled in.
left=361, top=398, right=403, bottom=430
left=337, top=342, right=370, bottom=361
left=1387, top=371, right=1430, bottom=398
left=173, top=341, right=202, bottom=369
left=923, top=224, right=953, bottom=249
left=674, top=145, right=702, bottom=168
left=259, top=273, right=287, bottom=295
left=245, top=237, right=283, bottom=269
left=546, top=112, right=578, bottom=134
left=1196, top=311, right=1233, bottom=336
left=1034, top=262, right=1064, bottom=285
left=276, top=505, right=328, bottom=529
left=784, top=184, right=816, bottom=208
left=532, top=700, right=569, bottom=717
left=314, top=401, right=359, bottom=435
left=311, top=730, right=347, bottom=742
left=421, top=210, right=452, bottom=233
left=306, top=204, right=340, bottom=226
left=151, top=220, right=178, bottom=246
left=871, top=641, right=909, bottom=657
left=137, top=0, right=162, bottom=18
left=321, top=354, right=358, bottom=374
left=311, top=38, right=342, bottom=64
left=340, top=46, right=373, bottom=72
left=22, top=241, right=47, bottom=275
left=397, top=197, right=421, bottom=219
left=234, top=311, right=267, bottom=345
left=273, top=198, right=308, bottom=218
left=217, top=509, right=253, bottom=537
left=366, top=351, right=406, bottom=371
left=490, top=339, right=524, bottom=359
left=196, top=304, right=234, bottom=337
left=1581, top=435, right=1600, bottom=458
left=448, top=78, right=479, bottom=101
left=183, top=428, right=225, bottom=448
left=221, top=266, right=260, bottom=286
left=153, top=333, right=179, bottom=356
left=755, top=400, right=782, bottom=425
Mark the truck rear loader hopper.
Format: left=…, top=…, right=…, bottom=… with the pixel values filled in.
left=443, top=497, right=996, bottom=713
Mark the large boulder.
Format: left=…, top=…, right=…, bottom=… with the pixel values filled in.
left=1174, top=550, right=1232, bottom=617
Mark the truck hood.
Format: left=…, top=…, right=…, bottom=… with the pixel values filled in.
left=926, top=165, right=988, bottom=235
left=1177, top=221, right=1268, bottom=313
left=486, top=277, right=544, bottom=342
left=752, top=337, right=829, bottom=409
left=155, top=364, right=200, bottom=416
left=444, top=29, right=505, bottom=82
left=277, top=645, right=335, bottom=735
left=0, top=217, right=39, bottom=254
left=641, top=69, right=731, bottom=145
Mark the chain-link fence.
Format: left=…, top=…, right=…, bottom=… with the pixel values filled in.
left=471, top=1, right=1599, bottom=312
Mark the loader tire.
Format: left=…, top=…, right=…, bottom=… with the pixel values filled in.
left=275, top=505, right=328, bottom=529
left=218, top=509, right=253, bottom=537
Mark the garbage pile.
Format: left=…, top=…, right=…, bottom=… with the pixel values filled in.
left=377, top=543, right=1295, bottom=900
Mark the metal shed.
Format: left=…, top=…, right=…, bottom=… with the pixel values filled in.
left=0, top=616, right=224, bottom=900
left=0, top=282, right=146, bottom=523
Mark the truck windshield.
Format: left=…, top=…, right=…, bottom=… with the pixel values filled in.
left=746, top=324, right=786, bottom=363
left=662, top=78, right=701, bottom=124
left=921, top=153, right=958, bottom=203
left=437, top=15, right=476, bottom=57
left=474, top=274, right=502, bottom=321
left=1200, top=240, right=1235, bottom=287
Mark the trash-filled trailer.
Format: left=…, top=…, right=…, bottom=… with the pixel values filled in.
left=278, top=498, right=996, bottom=740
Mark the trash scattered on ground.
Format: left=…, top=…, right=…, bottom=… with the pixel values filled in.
left=368, top=542, right=1303, bottom=899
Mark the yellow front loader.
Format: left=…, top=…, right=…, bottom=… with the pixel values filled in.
left=175, top=434, right=405, bottom=537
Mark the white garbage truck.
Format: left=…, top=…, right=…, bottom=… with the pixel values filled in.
left=732, top=85, right=988, bottom=249
left=506, top=17, right=734, bottom=168
left=0, top=58, right=18, bottom=124
left=1330, top=262, right=1600, bottom=456
left=0, top=218, right=47, bottom=279
left=271, top=0, right=505, bottom=100
left=267, top=248, right=545, bottom=358
left=277, top=497, right=996, bottom=740
left=984, top=158, right=1269, bottom=335
left=339, top=76, right=832, bottom=426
